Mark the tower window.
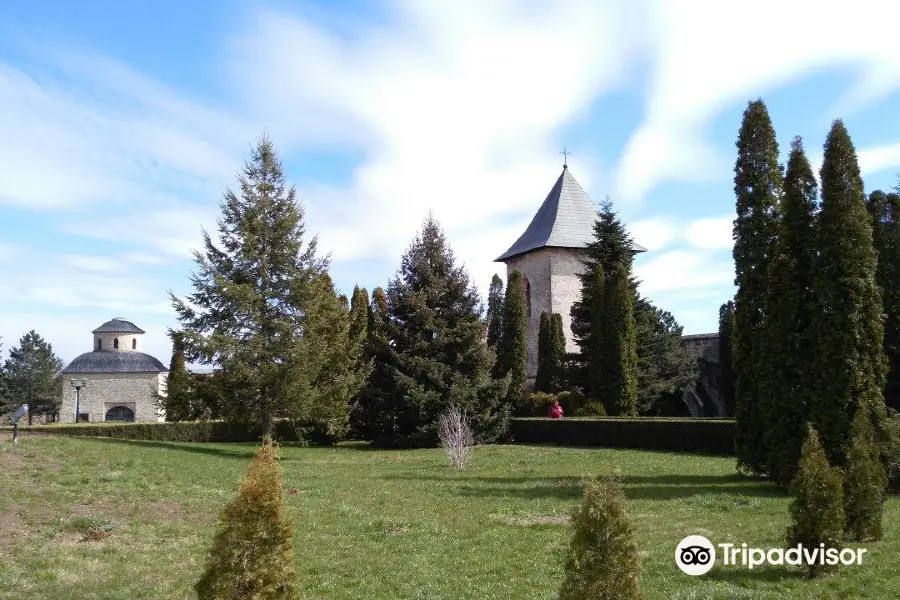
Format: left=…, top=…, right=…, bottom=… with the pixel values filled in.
left=96, top=339, right=102, bottom=350
left=132, top=339, right=137, bottom=349
left=114, top=338, right=119, bottom=349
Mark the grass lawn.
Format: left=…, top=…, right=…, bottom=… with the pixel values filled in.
left=1, top=432, right=898, bottom=599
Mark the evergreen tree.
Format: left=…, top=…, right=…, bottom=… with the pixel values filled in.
left=485, top=273, right=504, bottom=349
left=634, top=299, right=697, bottom=414
left=601, top=265, right=638, bottom=416
left=810, top=120, right=887, bottom=466
left=867, top=188, right=900, bottom=411
left=372, top=216, right=508, bottom=447
left=3, top=330, right=64, bottom=424
left=587, top=264, right=606, bottom=402
left=535, top=312, right=552, bottom=393
left=494, top=270, right=529, bottom=407
left=196, top=438, right=297, bottom=600
left=163, top=331, right=194, bottom=421
left=733, top=99, right=782, bottom=475
left=549, top=313, right=567, bottom=393
left=351, top=287, right=393, bottom=440
left=843, top=405, right=887, bottom=541
left=761, top=136, right=820, bottom=485
left=559, top=475, right=643, bottom=600
left=786, top=426, right=845, bottom=578
left=348, top=286, right=370, bottom=347
left=717, top=301, right=736, bottom=417
left=171, top=136, right=367, bottom=438
left=0, top=334, right=9, bottom=416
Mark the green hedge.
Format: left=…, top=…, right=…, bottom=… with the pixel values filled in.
left=11, top=420, right=334, bottom=444
left=509, top=417, right=736, bottom=455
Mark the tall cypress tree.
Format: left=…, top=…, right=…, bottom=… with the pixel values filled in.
left=733, top=99, right=782, bottom=474
left=811, top=120, right=887, bottom=466
left=349, top=286, right=370, bottom=347
left=717, top=301, right=736, bottom=417
left=535, top=312, right=552, bottom=393
left=495, top=271, right=529, bottom=406
left=602, top=264, right=639, bottom=416
left=164, top=331, right=194, bottom=421
left=372, top=216, right=508, bottom=447
left=587, top=264, right=606, bottom=402
left=549, top=313, right=567, bottom=393
left=761, top=136, right=819, bottom=484
left=486, top=274, right=505, bottom=349
left=171, top=136, right=368, bottom=438
left=867, top=188, right=900, bottom=411
left=351, top=287, right=393, bottom=440
left=4, top=331, right=64, bottom=424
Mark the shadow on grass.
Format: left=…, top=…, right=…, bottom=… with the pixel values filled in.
left=87, top=438, right=260, bottom=460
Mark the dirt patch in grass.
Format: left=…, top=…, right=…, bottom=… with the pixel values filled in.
left=502, top=515, right=570, bottom=526
left=0, top=505, right=27, bottom=549
left=0, top=449, right=26, bottom=471
left=144, top=501, right=182, bottom=520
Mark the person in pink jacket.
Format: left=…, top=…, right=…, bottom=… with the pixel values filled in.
left=548, top=399, right=564, bottom=419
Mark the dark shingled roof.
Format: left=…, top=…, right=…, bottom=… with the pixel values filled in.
left=63, top=351, right=167, bottom=374
left=496, top=166, right=647, bottom=262
left=92, top=318, right=145, bottom=334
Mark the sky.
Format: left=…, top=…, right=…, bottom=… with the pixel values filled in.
left=2, top=0, right=900, bottom=366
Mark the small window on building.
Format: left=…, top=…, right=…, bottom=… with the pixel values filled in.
left=96, top=339, right=102, bottom=350
left=132, top=338, right=137, bottom=349
left=77, top=413, right=90, bottom=422
left=105, top=406, right=135, bottom=422
left=114, top=338, right=119, bottom=349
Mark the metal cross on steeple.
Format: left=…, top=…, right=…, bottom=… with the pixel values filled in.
left=560, top=147, right=571, bottom=168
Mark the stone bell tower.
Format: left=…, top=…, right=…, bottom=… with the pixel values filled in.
left=494, top=164, right=646, bottom=386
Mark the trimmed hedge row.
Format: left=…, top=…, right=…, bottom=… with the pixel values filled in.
left=509, top=417, right=736, bottom=455
left=12, top=420, right=333, bottom=444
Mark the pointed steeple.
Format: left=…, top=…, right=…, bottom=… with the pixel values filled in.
left=495, top=167, right=646, bottom=262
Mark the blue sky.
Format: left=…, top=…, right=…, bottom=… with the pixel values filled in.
left=2, top=0, right=900, bottom=365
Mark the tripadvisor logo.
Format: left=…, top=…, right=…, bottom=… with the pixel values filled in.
left=675, top=535, right=868, bottom=575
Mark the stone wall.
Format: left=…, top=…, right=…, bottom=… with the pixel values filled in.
left=59, top=372, right=167, bottom=423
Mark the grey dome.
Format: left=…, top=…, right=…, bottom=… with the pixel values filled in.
left=92, top=318, right=145, bottom=334
left=63, top=351, right=167, bottom=374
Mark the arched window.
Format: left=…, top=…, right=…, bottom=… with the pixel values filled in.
left=524, top=277, right=532, bottom=317
left=105, top=406, right=135, bottom=422
left=114, top=338, right=119, bottom=349
left=96, top=339, right=102, bottom=350
left=132, top=339, right=137, bottom=350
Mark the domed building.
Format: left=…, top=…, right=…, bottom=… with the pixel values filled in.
left=59, top=318, right=168, bottom=423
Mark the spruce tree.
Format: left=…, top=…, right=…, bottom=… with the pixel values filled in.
left=810, top=120, right=887, bottom=466
left=587, top=264, right=606, bottom=403
left=549, top=313, right=567, bottom=393
left=535, top=312, right=552, bottom=393
left=634, top=299, right=696, bottom=414
left=602, top=265, right=638, bottom=416
left=761, top=136, right=819, bottom=485
left=733, top=99, right=782, bottom=475
left=196, top=438, right=297, bottom=599
left=164, top=331, right=194, bottom=421
left=786, top=426, right=845, bottom=578
left=494, top=270, right=529, bottom=407
left=171, top=136, right=367, bottom=438
left=559, top=475, right=643, bottom=600
left=3, top=330, right=64, bottom=424
left=372, top=216, right=508, bottom=447
left=843, top=405, right=887, bottom=541
left=867, top=189, right=900, bottom=411
left=486, top=273, right=504, bottom=348
left=351, top=287, right=393, bottom=440
left=717, top=301, right=736, bottom=417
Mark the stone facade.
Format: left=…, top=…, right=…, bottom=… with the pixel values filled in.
left=59, top=372, right=167, bottom=423
left=505, top=246, right=588, bottom=382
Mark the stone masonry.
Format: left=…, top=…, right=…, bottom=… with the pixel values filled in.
left=59, top=372, right=167, bottom=423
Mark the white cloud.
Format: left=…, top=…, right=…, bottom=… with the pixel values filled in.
left=617, top=0, right=900, bottom=204
left=859, top=143, right=900, bottom=177
left=628, top=218, right=678, bottom=251
left=634, top=249, right=734, bottom=295
left=62, top=255, right=124, bottom=273
left=684, top=217, right=734, bottom=250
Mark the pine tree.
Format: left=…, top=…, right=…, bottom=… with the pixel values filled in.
left=549, top=313, right=567, bottom=393
left=535, top=312, right=552, bottom=393
left=351, top=287, right=393, bottom=440
left=196, top=438, right=297, bottom=599
left=843, top=405, right=887, bottom=541
left=486, top=274, right=504, bottom=349
left=733, top=99, right=782, bottom=475
left=494, top=270, right=529, bottom=407
left=602, top=265, right=638, bottom=416
left=867, top=188, right=900, bottom=411
left=810, top=120, right=887, bottom=466
left=717, top=301, right=736, bottom=417
left=559, top=475, right=643, bottom=600
left=3, top=330, right=64, bottom=425
left=349, top=286, right=370, bottom=347
left=372, top=216, right=508, bottom=447
left=634, top=299, right=696, bottom=414
left=761, top=136, right=820, bottom=485
left=170, top=136, right=367, bottom=438
left=587, top=264, right=606, bottom=403
left=786, top=426, right=845, bottom=578
left=163, top=331, right=194, bottom=421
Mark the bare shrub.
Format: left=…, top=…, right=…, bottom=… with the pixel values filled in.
left=438, top=404, right=474, bottom=469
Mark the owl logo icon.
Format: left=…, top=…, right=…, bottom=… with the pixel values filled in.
left=675, top=535, right=716, bottom=575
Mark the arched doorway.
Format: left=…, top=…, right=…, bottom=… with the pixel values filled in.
left=105, top=406, right=135, bottom=422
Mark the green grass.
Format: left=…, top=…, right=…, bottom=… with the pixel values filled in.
left=1, top=433, right=898, bottom=599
